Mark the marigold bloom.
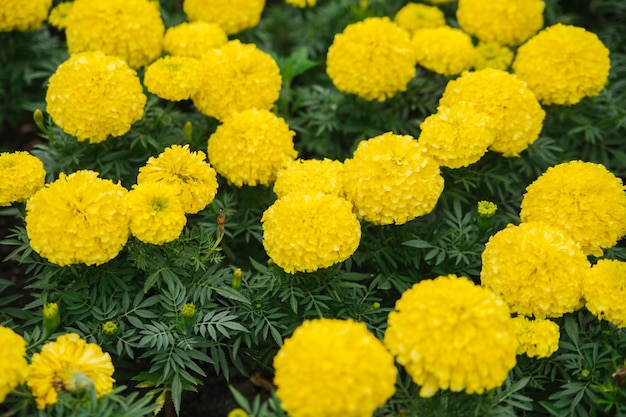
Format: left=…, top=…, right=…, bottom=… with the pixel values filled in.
left=46, top=51, right=146, bottom=143
left=192, top=40, right=282, bottom=121
left=326, top=17, right=415, bottom=101
left=285, top=0, right=316, bottom=7
left=0, top=0, right=52, bottom=31
left=438, top=69, right=545, bottom=157
left=412, top=26, right=475, bottom=76
left=477, top=201, right=497, bottom=218
left=27, top=333, right=114, bottom=410
left=144, top=56, right=201, bottom=101
left=47, top=1, right=73, bottom=30
left=164, top=22, right=228, bottom=59
left=481, top=222, right=589, bottom=319
left=274, top=318, right=396, bottom=417
left=384, top=275, right=517, bottom=397
left=457, top=0, right=544, bottom=46
left=273, top=159, right=344, bottom=198
left=473, top=41, right=514, bottom=70
left=183, top=0, right=265, bottom=35
left=426, top=0, right=454, bottom=3
left=584, top=259, right=626, bottom=328
left=26, top=170, right=129, bottom=266
left=511, top=316, right=560, bottom=358
left=520, top=161, right=626, bottom=256
left=0, top=151, right=46, bottom=206
left=394, top=3, right=446, bottom=34
left=262, top=192, right=360, bottom=273
left=208, top=109, right=297, bottom=187
left=0, top=327, right=29, bottom=403
left=137, top=145, right=218, bottom=214
left=343, top=132, right=444, bottom=225
left=512, top=24, right=611, bottom=106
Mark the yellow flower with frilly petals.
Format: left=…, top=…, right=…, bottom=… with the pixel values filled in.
left=46, top=51, right=146, bottom=143
left=412, top=26, right=475, bottom=76
left=164, top=22, right=228, bottom=59
left=262, top=192, right=360, bottom=273
left=144, top=56, right=201, bottom=101
left=27, top=333, right=114, bottom=410
left=394, top=3, right=446, bottom=34
left=426, top=0, right=454, bottom=4
left=285, top=0, right=316, bottom=7
left=0, top=151, right=46, bottom=206
left=208, top=109, right=297, bottom=187
left=473, top=41, right=514, bottom=70
left=481, top=222, right=589, bottom=319
left=0, top=326, right=29, bottom=403
left=274, top=318, right=396, bottom=416
left=273, top=159, right=344, bottom=198
left=513, top=24, right=610, bottom=106
left=520, top=161, right=626, bottom=256
left=0, top=0, right=52, bottom=31
left=384, top=275, right=517, bottom=397
left=343, top=132, right=444, bottom=225
left=584, top=259, right=626, bottom=328
left=183, top=0, right=265, bottom=35
left=326, top=17, right=415, bottom=101
left=511, top=316, right=560, bottom=358
left=47, top=2, right=73, bottom=30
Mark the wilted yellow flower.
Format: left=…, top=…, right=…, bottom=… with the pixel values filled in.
left=47, top=1, right=73, bottom=30
left=512, top=24, right=610, bottom=106
left=208, top=108, right=297, bottom=187
left=384, top=275, right=517, bottom=397
left=473, top=41, right=514, bottom=70
left=412, top=26, right=475, bottom=76
left=274, top=318, right=396, bottom=417
left=394, top=3, right=446, bottom=34
left=144, top=56, right=201, bottom=101
left=27, top=333, right=114, bottom=410
left=343, top=132, right=444, bottom=225
left=520, top=161, right=626, bottom=256
left=584, top=259, right=626, bottom=328
left=183, top=0, right=265, bottom=35
left=511, top=316, right=560, bottom=358
left=0, top=326, right=29, bottom=403
left=285, top=0, right=316, bottom=7
left=0, top=0, right=52, bottom=31
left=326, top=17, right=415, bottom=101
left=26, top=170, right=129, bottom=266
left=481, top=222, right=589, bottom=319
left=137, top=145, right=218, bottom=214
left=164, top=21, right=228, bottom=59
left=273, top=159, right=344, bottom=198
left=46, top=51, right=146, bottom=143
left=0, top=151, right=45, bottom=206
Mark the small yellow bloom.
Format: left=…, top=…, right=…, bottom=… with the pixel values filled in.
left=273, top=159, right=344, bottom=198
left=183, top=0, right=265, bottom=35
left=0, top=151, right=46, bottom=206
left=584, top=259, right=626, bottom=328
left=47, top=2, right=73, bottom=30
left=412, top=26, right=475, bottom=76
left=473, top=41, right=514, bottom=71
left=511, top=316, right=560, bottom=358
left=394, top=3, right=446, bottom=34
left=477, top=201, right=497, bottom=218
left=144, top=56, right=201, bottom=101
left=164, top=21, right=228, bottom=59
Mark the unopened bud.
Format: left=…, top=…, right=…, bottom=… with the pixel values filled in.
left=217, top=208, right=226, bottom=236
left=231, top=268, right=242, bottom=290
left=33, top=109, right=47, bottom=134
left=63, top=371, right=93, bottom=393
left=182, top=121, right=193, bottom=142
left=102, top=321, right=118, bottom=339
left=42, top=303, right=60, bottom=334
left=476, top=201, right=498, bottom=230
left=227, top=408, right=249, bottom=417
left=181, top=303, right=197, bottom=326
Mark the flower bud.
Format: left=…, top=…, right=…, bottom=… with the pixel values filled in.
left=63, top=370, right=94, bottom=393
left=227, top=408, right=249, bottom=417
left=182, top=121, right=193, bottom=142
left=33, top=109, right=47, bottom=134
left=476, top=200, right=498, bottom=230
left=181, top=303, right=197, bottom=327
left=42, top=303, right=60, bottom=334
left=102, top=321, right=118, bottom=339
left=231, top=268, right=242, bottom=290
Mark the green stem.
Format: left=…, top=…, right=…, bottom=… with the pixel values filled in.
left=151, top=101, right=175, bottom=129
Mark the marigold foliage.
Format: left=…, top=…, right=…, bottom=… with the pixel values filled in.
left=183, top=0, right=265, bottom=35
left=384, top=275, right=517, bottom=397
left=143, top=56, right=201, bottom=101
left=47, top=1, right=73, bottom=30
left=0, top=327, right=29, bottom=404
left=511, top=316, right=560, bottom=358
left=584, top=260, right=626, bottom=328
left=343, top=132, right=444, bottom=225
left=163, top=22, right=228, bottom=59
left=326, top=17, right=415, bottom=101
left=0, top=151, right=46, bottom=206
left=0, top=0, right=52, bottom=31
left=273, top=318, right=396, bottom=417
left=473, top=41, right=514, bottom=70
left=412, top=26, right=475, bottom=76
left=512, top=23, right=611, bottom=106
left=273, top=159, right=344, bottom=198
left=46, top=51, right=146, bottom=143
left=394, top=3, right=446, bottom=34
left=285, top=0, right=316, bottom=7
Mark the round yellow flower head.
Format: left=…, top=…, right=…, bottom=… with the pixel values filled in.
left=227, top=408, right=249, bottom=417
left=426, top=0, right=454, bottom=4
left=273, top=159, right=344, bottom=198
left=584, top=259, right=626, bottom=328
left=262, top=192, right=361, bottom=273
left=343, top=132, right=444, bottom=225
left=412, top=26, right=475, bottom=76
left=192, top=40, right=282, bottom=121
left=0, top=326, right=29, bottom=403
left=473, top=41, right=514, bottom=71
left=520, top=161, right=626, bottom=256
left=438, top=68, right=545, bottom=157
left=481, top=222, right=589, bottom=319
left=477, top=201, right=497, bottom=219
left=326, top=17, right=415, bottom=101
left=46, top=51, right=146, bottom=143
left=418, top=103, right=495, bottom=168
left=511, top=316, right=560, bottom=358
left=164, top=22, right=228, bottom=59
left=144, top=56, right=201, bottom=101
left=0, top=0, right=52, bottom=31
left=137, top=144, right=218, bottom=214
left=183, top=0, right=265, bottom=35
left=47, top=1, right=73, bottom=30
left=0, top=151, right=46, bottom=206
left=394, top=3, right=446, bottom=34
left=274, top=318, right=396, bottom=417
left=457, top=0, right=544, bottom=46
left=512, top=24, right=611, bottom=106
left=26, top=170, right=129, bottom=266
left=208, top=108, right=297, bottom=187
left=285, top=0, right=316, bottom=7
left=27, top=333, right=114, bottom=410
left=384, top=275, right=517, bottom=397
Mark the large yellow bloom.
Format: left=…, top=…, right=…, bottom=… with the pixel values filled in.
left=411, top=26, right=475, bottom=76
left=511, top=316, right=560, bottom=358
left=0, top=151, right=46, bottom=206
left=394, top=3, right=446, bottom=34
left=183, top=0, right=265, bottom=35
left=0, top=327, right=29, bottom=403
left=164, top=22, right=228, bottom=59
left=0, top=0, right=52, bottom=31
left=143, top=56, right=201, bottom=101
left=584, top=259, right=626, bottom=329
left=273, top=159, right=344, bottom=199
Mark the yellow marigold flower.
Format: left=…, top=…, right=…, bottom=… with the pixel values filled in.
left=227, top=408, right=249, bottom=417
left=384, top=275, right=517, bottom=397
left=273, top=159, right=344, bottom=199
left=126, top=182, right=187, bottom=245
left=584, top=259, right=626, bottom=328
left=192, top=40, right=282, bottom=121
left=261, top=192, right=360, bottom=273
left=326, top=17, right=415, bottom=101
left=481, top=222, right=589, bottom=319
left=0, top=0, right=51, bottom=31
left=0, top=326, right=29, bottom=403
left=46, top=51, right=146, bottom=143
left=137, top=145, right=218, bottom=215
left=412, top=26, right=475, bottom=76
left=417, top=103, right=495, bottom=168
left=457, top=0, right=544, bottom=46
left=144, top=56, right=201, bottom=101
left=183, top=0, right=265, bottom=35
left=208, top=109, right=297, bottom=187
left=426, top=0, right=454, bottom=4
left=0, top=151, right=46, bottom=206
left=47, top=1, right=73, bottom=30
left=477, top=201, right=497, bottom=218
left=473, top=41, right=514, bottom=70
left=274, top=318, right=396, bottom=417
left=394, top=3, right=446, bottom=34
left=511, top=316, right=560, bottom=358
left=512, top=24, right=611, bottom=106
left=27, top=333, right=114, bottom=410
left=285, top=0, right=316, bottom=7
left=343, top=132, right=444, bottom=225
left=438, top=69, right=545, bottom=157
left=164, top=22, right=228, bottom=59
left=65, top=0, right=164, bottom=69
left=520, top=161, right=626, bottom=256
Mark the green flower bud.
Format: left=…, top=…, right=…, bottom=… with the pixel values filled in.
left=227, top=408, right=249, bottom=417
left=102, top=321, right=118, bottom=339
left=232, top=268, right=242, bottom=290
left=42, top=302, right=60, bottom=334
left=33, top=109, right=47, bottom=134
left=181, top=303, right=197, bottom=327
left=63, top=370, right=94, bottom=393
left=182, top=121, right=193, bottom=142
left=372, top=302, right=380, bottom=310
left=476, top=200, right=498, bottom=230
